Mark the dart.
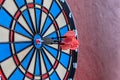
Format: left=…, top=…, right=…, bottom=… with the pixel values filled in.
left=45, top=30, right=79, bottom=50
left=60, top=30, right=79, bottom=50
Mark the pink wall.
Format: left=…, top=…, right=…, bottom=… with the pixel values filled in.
left=67, top=0, right=120, bottom=80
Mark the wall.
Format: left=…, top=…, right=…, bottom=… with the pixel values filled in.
left=67, top=0, right=120, bottom=80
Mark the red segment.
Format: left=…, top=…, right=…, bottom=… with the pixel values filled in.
left=64, top=71, right=69, bottom=80
left=0, top=66, right=6, bottom=80
left=0, top=0, right=4, bottom=5
left=42, top=73, right=49, bottom=79
left=13, top=55, right=20, bottom=66
left=27, top=3, right=34, bottom=8
left=62, top=10, right=69, bottom=24
left=14, top=11, right=21, bottom=20
left=10, top=30, right=14, bottom=42
left=26, top=72, right=34, bottom=79
left=53, top=21, right=59, bottom=30
left=53, top=60, right=59, bottom=69
left=36, top=39, right=40, bottom=44
left=42, top=7, right=49, bottom=14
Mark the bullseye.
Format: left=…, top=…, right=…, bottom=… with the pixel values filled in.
left=36, top=39, right=41, bottom=44
left=34, top=34, right=42, bottom=49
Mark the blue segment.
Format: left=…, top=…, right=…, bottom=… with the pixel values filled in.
left=35, top=0, right=42, bottom=5
left=15, top=0, right=25, bottom=8
left=15, top=22, right=32, bottom=38
left=22, top=10, right=34, bottom=32
left=60, top=26, right=69, bottom=36
left=35, top=9, right=41, bottom=31
left=50, top=1, right=61, bottom=18
left=44, top=45, right=58, bottom=58
left=0, top=44, right=12, bottom=62
left=21, top=48, right=34, bottom=69
left=50, top=72, right=60, bottom=80
left=35, top=52, right=41, bottom=76
left=0, top=8, right=12, bottom=28
left=41, top=17, right=52, bottom=35
left=60, top=52, right=70, bottom=68
left=9, top=68, right=24, bottom=80
left=46, top=31, right=57, bottom=39
left=42, top=51, right=52, bottom=71
left=15, top=42, right=32, bottom=53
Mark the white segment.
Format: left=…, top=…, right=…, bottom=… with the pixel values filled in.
left=48, top=14, right=54, bottom=21
left=43, top=24, right=55, bottom=37
left=40, top=12, right=47, bottom=33
left=14, top=32, right=31, bottom=42
left=3, top=0, right=18, bottom=16
left=18, top=15, right=33, bottom=35
left=57, top=51, right=61, bottom=60
left=28, top=50, right=36, bottom=74
left=26, top=0, right=34, bottom=3
left=48, top=68, right=54, bottom=75
left=29, top=9, right=36, bottom=32
left=56, top=12, right=66, bottom=28
left=40, top=52, right=47, bottom=74
left=19, top=65, right=26, bottom=74
left=56, top=63, right=66, bottom=79
left=43, top=48, right=55, bottom=65
left=43, top=0, right=52, bottom=10
left=34, top=76, right=41, bottom=80
left=0, top=26, right=9, bottom=42
left=68, top=24, right=71, bottom=31
left=24, top=77, right=31, bottom=80
left=68, top=57, right=72, bottom=70
left=1, top=57, right=16, bottom=78
left=17, top=46, right=33, bottom=62
left=62, top=49, right=70, bottom=54
left=11, top=20, right=16, bottom=30
left=20, top=6, right=27, bottom=12
left=47, top=44, right=58, bottom=50
left=46, top=44, right=60, bottom=59
left=11, top=43, right=15, bottom=54
left=35, top=4, right=41, bottom=9
left=73, top=63, right=77, bottom=69
left=56, top=0, right=63, bottom=9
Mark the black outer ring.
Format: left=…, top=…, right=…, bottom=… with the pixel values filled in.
left=59, top=0, right=78, bottom=79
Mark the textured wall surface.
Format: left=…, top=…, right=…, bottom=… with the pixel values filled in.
left=67, top=0, right=120, bottom=80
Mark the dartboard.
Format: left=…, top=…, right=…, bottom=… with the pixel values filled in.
left=0, top=0, right=78, bottom=80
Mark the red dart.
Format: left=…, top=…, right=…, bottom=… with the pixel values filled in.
left=60, top=30, right=79, bottom=50
left=64, top=30, right=76, bottom=38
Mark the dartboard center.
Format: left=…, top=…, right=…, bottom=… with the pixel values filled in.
left=36, top=39, right=40, bottom=44
left=34, top=34, right=42, bottom=49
